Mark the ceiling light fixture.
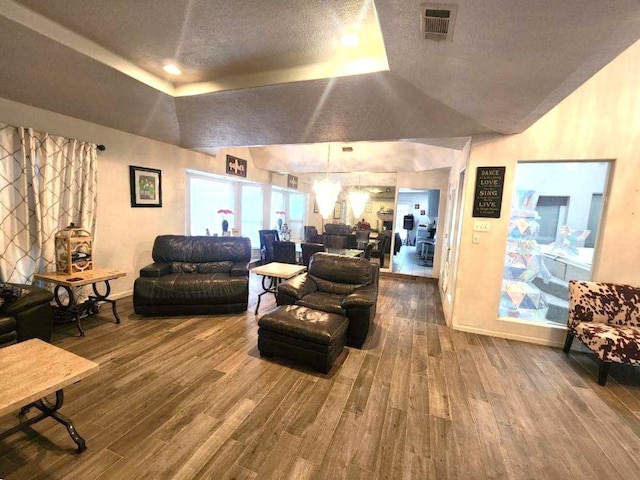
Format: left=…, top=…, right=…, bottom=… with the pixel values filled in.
left=313, top=145, right=341, bottom=219
left=340, top=32, right=360, bottom=48
left=349, top=174, right=369, bottom=218
left=162, top=64, right=182, bottom=75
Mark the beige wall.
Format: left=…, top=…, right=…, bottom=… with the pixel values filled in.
left=0, top=97, right=270, bottom=299
left=451, top=40, right=640, bottom=346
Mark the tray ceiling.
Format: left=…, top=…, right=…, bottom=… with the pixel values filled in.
left=2, top=0, right=640, bottom=173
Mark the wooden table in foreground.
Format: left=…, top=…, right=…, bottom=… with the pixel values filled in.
left=0, top=339, right=99, bottom=452
left=34, top=268, right=126, bottom=336
left=251, top=262, right=306, bottom=315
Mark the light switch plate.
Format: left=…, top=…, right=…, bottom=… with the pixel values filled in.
left=473, top=220, right=491, bottom=232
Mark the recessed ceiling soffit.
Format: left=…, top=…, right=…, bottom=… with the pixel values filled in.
left=7, top=0, right=389, bottom=96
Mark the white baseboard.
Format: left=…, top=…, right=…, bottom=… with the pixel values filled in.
left=110, top=289, right=132, bottom=301
left=452, top=323, right=565, bottom=348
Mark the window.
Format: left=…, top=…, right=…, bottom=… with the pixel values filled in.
left=288, top=192, right=305, bottom=241
left=270, top=188, right=307, bottom=241
left=189, top=176, right=233, bottom=236
left=271, top=190, right=285, bottom=230
left=187, top=171, right=308, bottom=250
left=498, top=161, right=609, bottom=326
left=241, top=185, right=263, bottom=248
left=535, top=196, right=568, bottom=244
left=585, top=194, right=603, bottom=248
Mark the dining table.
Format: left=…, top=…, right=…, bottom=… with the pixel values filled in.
left=326, top=248, right=364, bottom=257
left=294, top=244, right=363, bottom=259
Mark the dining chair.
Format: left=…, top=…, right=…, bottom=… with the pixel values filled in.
left=261, top=233, right=276, bottom=264
left=324, top=235, right=346, bottom=249
left=304, top=226, right=323, bottom=243
left=259, top=229, right=280, bottom=264
left=356, top=230, right=370, bottom=249
left=301, top=242, right=326, bottom=268
left=371, top=234, right=390, bottom=268
left=363, top=242, right=375, bottom=260
left=346, top=233, right=357, bottom=249
left=273, top=241, right=297, bottom=264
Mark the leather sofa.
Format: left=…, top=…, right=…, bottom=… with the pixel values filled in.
left=276, top=252, right=379, bottom=348
left=323, top=223, right=350, bottom=236
left=0, top=283, right=54, bottom=348
left=133, top=235, right=251, bottom=315
left=322, top=223, right=352, bottom=249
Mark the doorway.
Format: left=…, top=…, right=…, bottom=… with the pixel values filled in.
left=392, top=188, right=440, bottom=278
left=443, top=169, right=465, bottom=304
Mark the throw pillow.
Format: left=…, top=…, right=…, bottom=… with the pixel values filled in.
left=0, top=283, right=23, bottom=307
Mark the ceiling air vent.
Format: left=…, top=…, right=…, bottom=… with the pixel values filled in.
left=421, top=4, right=457, bottom=42
left=342, top=146, right=353, bottom=152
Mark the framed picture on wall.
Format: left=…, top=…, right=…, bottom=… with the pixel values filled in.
left=333, top=202, right=342, bottom=219
left=420, top=209, right=426, bottom=216
left=129, top=166, right=162, bottom=207
left=415, top=203, right=420, bottom=209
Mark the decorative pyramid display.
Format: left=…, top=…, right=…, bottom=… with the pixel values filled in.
left=499, top=190, right=551, bottom=321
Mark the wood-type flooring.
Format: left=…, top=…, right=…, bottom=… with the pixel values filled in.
left=2, top=274, right=640, bottom=479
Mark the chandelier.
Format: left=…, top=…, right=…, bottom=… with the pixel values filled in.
left=349, top=190, right=369, bottom=218
left=313, top=145, right=341, bottom=218
left=348, top=174, right=369, bottom=218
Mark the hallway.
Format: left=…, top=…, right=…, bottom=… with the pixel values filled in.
left=392, top=244, right=434, bottom=278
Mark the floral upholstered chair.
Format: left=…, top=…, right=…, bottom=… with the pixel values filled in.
left=563, top=280, right=640, bottom=385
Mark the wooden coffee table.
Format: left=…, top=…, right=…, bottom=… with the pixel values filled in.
left=34, top=268, right=126, bottom=336
left=0, top=339, right=99, bottom=452
left=251, top=262, right=306, bottom=314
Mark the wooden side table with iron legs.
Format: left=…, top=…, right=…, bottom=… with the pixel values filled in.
left=250, top=262, right=306, bottom=315
left=34, top=268, right=126, bottom=336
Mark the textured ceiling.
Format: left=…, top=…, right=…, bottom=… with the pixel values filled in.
left=2, top=0, right=640, bottom=174
left=175, top=72, right=488, bottom=148
left=15, top=0, right=385, bottom=84
left=251, top=142, right=458, bottom=173
left=376, top=0, right=640, bottom=133
left=0, top=16, right=180, bottom=145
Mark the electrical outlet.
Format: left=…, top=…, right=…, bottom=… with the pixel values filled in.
left=473, top=220, right=491, bottom=232
left=472, top=234, right=480, bottom=244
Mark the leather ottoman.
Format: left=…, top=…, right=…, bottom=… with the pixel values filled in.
left=258, top=305, right=348, bottom=373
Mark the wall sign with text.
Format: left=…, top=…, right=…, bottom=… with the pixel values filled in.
left=226, top=155, right=247, bottom=177
left=472, top=166, right=506, bottom=218
left=287, top=174, right=298, bottom=189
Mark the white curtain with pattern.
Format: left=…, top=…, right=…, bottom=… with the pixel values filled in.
left=0, top=123, right=97, bottom=283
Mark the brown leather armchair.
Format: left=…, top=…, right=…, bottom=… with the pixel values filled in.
left=0, top=283, right=54, bottom=347
left=276, top=253, right=379, bottom=348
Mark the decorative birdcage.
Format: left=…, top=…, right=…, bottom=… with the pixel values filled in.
left=55, top=223, right=93, bottom=274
